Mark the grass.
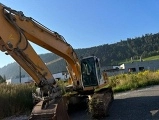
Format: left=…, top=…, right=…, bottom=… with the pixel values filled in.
left=143, top=55, right=159, bottom=61
left=1, top=70, right=159, bottom=118
left=109, top=70, right=159, bottom=93
left=0, top=80, right=70, bottom=119
left=119, top=55, right=159, bottom=64
left=0, top=83, right=36, bottom=119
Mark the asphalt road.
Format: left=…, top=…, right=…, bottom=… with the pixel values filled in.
left=69, top=85, right=159, bottom=120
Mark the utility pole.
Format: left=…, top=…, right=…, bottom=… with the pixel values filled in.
left=19, top=65, right=21, bottom=83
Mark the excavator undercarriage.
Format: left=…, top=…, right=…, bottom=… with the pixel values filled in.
left=89, top=87, right=114, bottom=118
left=30, top=86, right=113, bottom=119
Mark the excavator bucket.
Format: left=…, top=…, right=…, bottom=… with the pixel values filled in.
left=29, top=97, right=70, bottom=120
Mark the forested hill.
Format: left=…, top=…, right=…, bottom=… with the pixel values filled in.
left=76, top=33, right=159, bottom=65
left=1, top=33, right=159, bottom=79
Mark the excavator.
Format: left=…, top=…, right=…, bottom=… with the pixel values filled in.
left=0, top=3, right=113, bottom=120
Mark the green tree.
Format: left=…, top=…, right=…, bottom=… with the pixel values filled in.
left=0, top=75, right=5, bottom=83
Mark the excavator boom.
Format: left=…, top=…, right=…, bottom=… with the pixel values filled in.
left=0, top=3, right=81, bottom=87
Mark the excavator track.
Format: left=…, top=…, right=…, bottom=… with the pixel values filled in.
left=29, top=97, right=70, bottom=120
left=89, top=88, right=114, bottom=118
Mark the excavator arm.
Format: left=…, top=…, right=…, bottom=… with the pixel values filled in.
left=0, top=3, right=81, bottom=89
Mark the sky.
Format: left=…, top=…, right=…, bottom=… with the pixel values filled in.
left=0, top=0, right=159, bottom=68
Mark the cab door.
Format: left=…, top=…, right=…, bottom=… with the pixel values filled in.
left=81, top=57, right=98, bottom=87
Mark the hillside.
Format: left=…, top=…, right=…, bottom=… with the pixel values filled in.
left=1, top=32, right=159, bottom=79
left=0, top=54, right=66, bottom=79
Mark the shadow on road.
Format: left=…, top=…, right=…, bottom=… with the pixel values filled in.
left=107, top=96, right=159, bottom=120
left=69, top=96, right=159, bottom=120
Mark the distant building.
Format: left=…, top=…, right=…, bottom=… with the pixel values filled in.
left=102, top=60, right=159, bottom=76
left=6, top=71, right=69, bottom=84
left=120, top=60, right=159, bottom=73
left=102, top=66, right=124, bottom=76
left=6, top=76, right=33, bottom=85
left=53, top=71, right=69, bottom=81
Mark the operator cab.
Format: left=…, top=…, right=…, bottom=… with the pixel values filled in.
left=81, top=56, right=101, bottom=87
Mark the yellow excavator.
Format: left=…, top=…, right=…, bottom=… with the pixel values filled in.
left=0, top=3, right=113, bottom=120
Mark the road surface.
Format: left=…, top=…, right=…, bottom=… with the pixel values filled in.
left=69, top=85, right=159, bottom=120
